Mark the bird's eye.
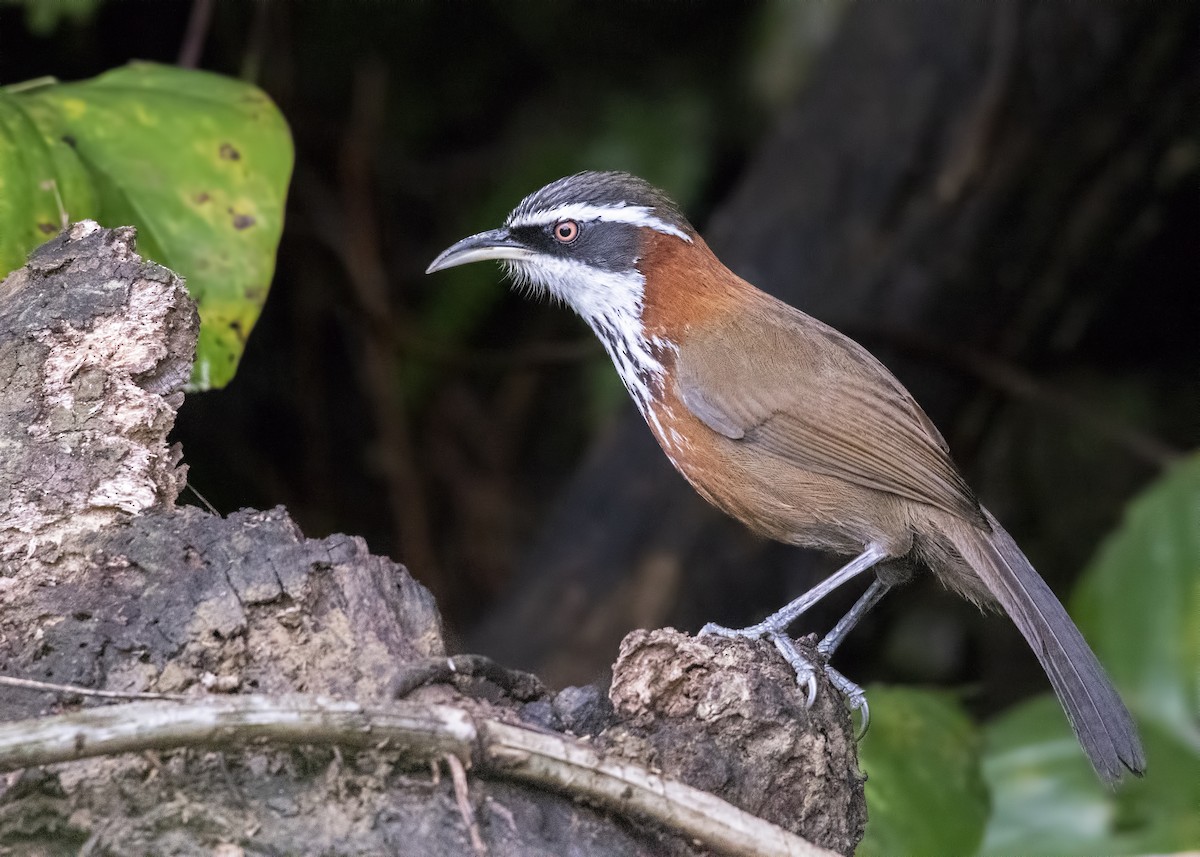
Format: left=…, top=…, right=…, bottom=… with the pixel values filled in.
left=552, top=220, right=580, bottom=244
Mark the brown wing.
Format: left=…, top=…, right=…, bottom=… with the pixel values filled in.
left=674, top=301, right=985, bottom=526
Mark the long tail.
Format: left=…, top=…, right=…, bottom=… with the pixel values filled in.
left=938, top=510, right=1145, bottom=783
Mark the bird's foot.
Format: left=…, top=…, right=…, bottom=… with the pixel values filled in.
left=822, top=663, right=871, bottom=738
left=700, top=620, right=821, bottom=707
left=700, top=621, right=870, bottom=736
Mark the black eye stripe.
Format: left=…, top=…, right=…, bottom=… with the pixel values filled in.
left=510, top=221, right=640, bottom=273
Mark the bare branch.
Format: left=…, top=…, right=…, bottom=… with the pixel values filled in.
left=0, top=695, right=836, bottom=857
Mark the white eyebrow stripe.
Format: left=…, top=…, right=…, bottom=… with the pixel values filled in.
left=507, top=203, right=693, bottom=242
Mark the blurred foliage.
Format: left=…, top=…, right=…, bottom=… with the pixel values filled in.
left=1071, top=450, right=1200, bottom=749
left=0, top=0, right=100, bottom=36
left=857, top=687, right=989, bottom=857
left=748, top=0, right=849, bottom=109
left=979, top=451, right=1200, bottom=857
left=859, top=452, right=1200, bottom=855
left=0, top=62, right=292, bottom=389
left=981, top=699, right=1200, bottom=856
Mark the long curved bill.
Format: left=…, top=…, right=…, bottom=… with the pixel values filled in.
left=425, top=229, right=535, bottom=274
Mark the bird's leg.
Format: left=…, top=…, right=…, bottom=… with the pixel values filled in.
left=817, top=577, right=890, bottom=658
left=702, top=544, right=887, bottom=638
left=701, top=544, right=888, bottom=704
left=815, top=577, right=892, bottom=735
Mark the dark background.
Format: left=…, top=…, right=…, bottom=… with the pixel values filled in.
left=3, top=1, right=1195, bottom=722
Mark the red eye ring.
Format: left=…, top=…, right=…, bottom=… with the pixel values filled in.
left=552, top=220, right=580, bottom=244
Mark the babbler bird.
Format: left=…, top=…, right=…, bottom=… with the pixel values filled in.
left=427, top=170, right=1145, bottom=783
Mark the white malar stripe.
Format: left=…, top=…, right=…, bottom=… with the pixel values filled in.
left=506, top=203, right=693, bottom=242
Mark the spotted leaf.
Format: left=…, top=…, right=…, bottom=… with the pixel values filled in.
left=1, top=62, right=293, bottom=389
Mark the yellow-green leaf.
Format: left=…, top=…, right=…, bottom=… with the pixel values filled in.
left=2, top=62, right=293, bottom=389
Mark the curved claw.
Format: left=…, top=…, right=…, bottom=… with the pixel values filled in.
left=767, top=632, right=820, bottom=706
left=854, top=696, right=871, bottom=740
left=803, top=673, right=819, bottom=708
left=822, top=663, right=872, bottom=737
left=838, top=684, right=871, bottom=739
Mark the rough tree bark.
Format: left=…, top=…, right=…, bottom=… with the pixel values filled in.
left=469, top=0, right=1195, bottom=687
left=0, top=227, right=861, bottom=855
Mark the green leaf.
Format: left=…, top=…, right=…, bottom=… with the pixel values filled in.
left=980, top=695, right=1200, bottom=856
left=1, top=62, right=293, bottom=389
left=857, top=686, right=989, bottom=857
left=978, top=454, right=1200, bottom=856
left=0, top=87, right=92, bottom=260
left=1070, top=451, right=1200, bottom=748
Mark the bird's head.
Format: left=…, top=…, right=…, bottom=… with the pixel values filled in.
left=426, top=171, right=697, bottom=333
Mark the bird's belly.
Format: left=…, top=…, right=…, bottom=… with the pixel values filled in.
left=647, top=406, right=908, bottom=556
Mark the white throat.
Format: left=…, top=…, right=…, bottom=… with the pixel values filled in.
left=505, top=255, right=674, bottom=418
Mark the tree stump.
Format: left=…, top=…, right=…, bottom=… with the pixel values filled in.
left=0, top=225, right=863, bottom=856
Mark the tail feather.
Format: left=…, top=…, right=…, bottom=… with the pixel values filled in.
left=939, top=511, right=1145, bottom=783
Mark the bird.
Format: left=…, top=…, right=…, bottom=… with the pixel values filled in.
left=426, top=170, right=1145, bottom=784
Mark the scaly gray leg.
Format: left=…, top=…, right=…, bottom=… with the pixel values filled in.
left=816, top=577, right=892, bottom=735
left=701, top=545, right=888, bottom=705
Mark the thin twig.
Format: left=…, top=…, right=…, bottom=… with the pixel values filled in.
left=0, top=695, right=835, bottom=857
left=446, top=752, right=488, bottom=856
left=177, top=0, right=215, bottom=68
left=183, top=481, right=221, bottom=515
left=0, top=675, right=187, bottom=701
